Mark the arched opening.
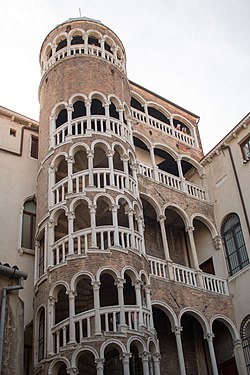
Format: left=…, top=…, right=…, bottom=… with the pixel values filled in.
left=113, top=146, right=124, bottom=171
left=96, top=197, right=113, bottom=249
left=55, top=158, right=67, bottom=183
left=212, top=319, right=238, bottom=374
left=72, top=100, right=86, bottom=119
left=154, top=148, right=179, bottom=177
left=193, top=219, right=215, bottom=274
left=164, top=207, right=189, bottom=266
left=75, top=276, right=94, bottom=314
left=55, top=285, right=69, bottom=324
left=153, top=307, right=178, bottom=374
left=56, top=108, right=68, bottom=128
left=109, top=102, right=119, bottom=119
left=73, top=149, right=88, bottom=173
left=104, top=345, right=123, bottom=375
left=129, top=343, right=143, bottom=375
left=142, top=197, right=164, bottom=259
left=181, top=159, right=202, bottom=188
left=104, top=41, right=113, bottom=53
left=181, top=313, right=212, bottom=374
left=240, top=315, right=250, bottom=373
left=74, top=201, right=90, bottom=231
left=100, top=273, right=118, bottom=308
left=91, top=98, right=105, bottom=116
left=56, top=38, right=67, bottom=52
left=88, top=35, right=100, bottom=47
left=173, top=118, right=191, bottom=135
left=71, top=35, right=84, bottom=45
left=24, top=323, right=33, bottom=375
left=221, top=213, right=249, bottom=276
left=124, top=272, right=136, bottom=305
left=131, top=97, right=145, bottom=112
left=133, top=137, right=151, bottom=168
left=93, top=146, right=108, bottom=168
left=117, top=198, right=129, bottom=228
left=56, top=362, right=68, bottom=375
left=78, top=351, right=96, bottom=375
left=148, top=106, right=170, bottom=125
left=45, top=45, right=52, bottom=60
left=37, top=307, right=45, bottom=362
left=54, top=211, right=68, bottom=242
left=21, top=199, right=36, bottom=250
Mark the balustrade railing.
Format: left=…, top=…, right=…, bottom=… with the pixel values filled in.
left=52, top=318, right=69, bottom=354
left=43, top=43, right=126, bottom=74
left=52, top=236, right=69, bottom=266
left=148, top=256, right=229, bottom=295
left=72, top=228, right=92, bottom=256
left=52, top=177, right=68, bottom=205
left=137, top=161, right=208, bottom=201
left=131, top=108, right=196, bottom=147
left=74, top=309, right=95, bottom=342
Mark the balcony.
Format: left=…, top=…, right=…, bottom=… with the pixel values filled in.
left=148, top=256, right=229, bottom=296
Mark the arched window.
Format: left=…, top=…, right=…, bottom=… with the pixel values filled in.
left=240, top=315, right=250, bottom=372
left=21, top=199, right=36, bottom=250
left=38, top=307, right=45, bottom=361
left=221, top=213, right=249, bottom=275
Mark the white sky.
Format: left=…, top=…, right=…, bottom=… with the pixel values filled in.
left=0, top=0, right=249, bottom=153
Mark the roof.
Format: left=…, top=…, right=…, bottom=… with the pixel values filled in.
left=56, top=17, right=103, bottom=28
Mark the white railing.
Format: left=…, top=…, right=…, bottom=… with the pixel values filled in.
left=148, top=255, right=229, bottom=295
left=74, top=309, right=95, bottom=341
left=71, top=118, right=87, bottom=136
left=137, top=161, right=209, bottom=202
left=72, top=228, right=92, bottom=256
left=43, top=43, right=126, bottom=74
left=202, top=273, right=229, bottom=295
left=52, top=318, right=69, bottom=353
left=131, top=108, right=196, bottom=148
left=172, top=263, right=197, bottom=287
left=53, top=122, right=68, bottom=146
left=96, top=226, right=115, bottom=250
left=72, top=170, right=89, bottom=194
left=52, top=236, right=69, bottom=266
left=52, top=177, right=68, bottom=205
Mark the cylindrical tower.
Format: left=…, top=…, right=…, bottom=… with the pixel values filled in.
left=35, top=17, right=158, bottom=374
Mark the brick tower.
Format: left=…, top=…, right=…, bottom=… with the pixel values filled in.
left=34, top=17, right=245, bottom=375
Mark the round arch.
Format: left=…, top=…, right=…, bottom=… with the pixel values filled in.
left=48, top=358, right=71, bottom=375
left=151, top=300, right=178, bottom=330
left=70, top=271, right=95, bottom=292
left=71, top=346, right=99, bottom=368
left=210, top=314, right=240, bottom=341
left=96, top=266, right=120, bottom=282
left=100, top=339, right=126, bottom=358
left=191, top=213, right=218, bottom=238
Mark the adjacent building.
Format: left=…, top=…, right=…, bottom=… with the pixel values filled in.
left=0, top=17, right=249, bottom=375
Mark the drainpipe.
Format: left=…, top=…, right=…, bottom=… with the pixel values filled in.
left=221, top=144, right=250, bottom=236
left=0, top=265, right=28, bottom=375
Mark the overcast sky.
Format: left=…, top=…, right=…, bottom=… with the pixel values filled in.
left=0, top=0, right=249, bottom=153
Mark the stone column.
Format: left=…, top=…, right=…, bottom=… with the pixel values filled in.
left=67, top=105, right=73, bottom=137
left=92, top=281, right=102, bottom=336
left=86, top=99, right=92, bottom=132
left=67, top=211, right=75, bottom=255
left=87, top=150, right=94, bottom=187
left=177, top=157, right=187, bottom=193
left=121, top=154, right=130, bottom=190
left=84, top=35, right=88, bottom=54
left=89, top=205, right=97, bottom=249
left=47, top=219, right=55, bottom=267
left=112, top=204, right=120, bottom=246
left=137, top=215, right=145, bottom=254
left=149, top=146, right=159, bottom=181
left=134, top=280, right=144, bottom=328
left=148, top=356, right=154, bottom=375
left=116, top=278, right=126, bottom=330
left=67, top=290, right=76, bottom=344
left=152, top=353, right=161, bottom=375
left=145, top=286, right=154, bottom=331
left=118, top=108, right=125, bottom=137
left=47, top=296, right=56, bottom=356
left=120, top=353, right=131, bottom=375
left=140, top=352, right=150, bottom=375
left=100, top=38, right=105, bottom=58
left=48, top=166, right=56, bottom=207
left=67, top=367, right=79, bottom=375
left=173, top=326, right=186, bottom=375
left=234, top=339, right=248, bottom=375
left=104, top=102, right=111, bottom=132
left=185, top=226, right=200, bottom=270
left=127, top=208, right=135, bottom=249
left=95, top=358, right=104, bottom=375
left=158, top=215, right=170, bottom=260
left=204, top=333, right=218, bottom=375
left=107, top=150, right=115, bottom=186
left=126, top=115, right=133, bottom=145
left=143, top=104, right=149, bottom=123
left=67, top=156, right=75, bottom=194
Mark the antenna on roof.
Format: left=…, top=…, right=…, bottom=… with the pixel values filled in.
left=79, top=8, right=82, bottom=17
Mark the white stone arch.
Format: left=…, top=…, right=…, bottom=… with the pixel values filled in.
left=69, top=92, right=88, bottom=106
left=49, top=280, right=70, bottom=298
left=139, top=270, right=150, bottom=285
left=91, top=138, right=111, bottom=153
left=133, top=130, right=152, bottom=150
left=172, top=113, right=194, bottom=129
left=130, top=91, right=146, bottom=107
left=121, top=266, right=139, bottom=282
left=96, top=266, right=120, bottom=282
left=86, top=29, right=103, bottom=40
left=115, top=194, right=132, bottom=209
left=51, top=101, right=68, bottom=118
left=151, top=300, right=178, bottom=330
left=123, top=102, right=132, bottom=117
left=127, top=335, right=147, bottom=352
left=103, top=34, right=116, bottom=50
left=43, top=42, right=53, bottom=61
left=107, top=94, right=123, bottom=109
left=69, top=196, right=92, bottom=213
left=127, top=148, right=137, bottom=165
left=68, top=27, right=86, bottom=39
left=70, top=270, right=95, bottom=293
left=53, top=32, right=68, bottom=47
left=50, top=151, right=68, bottom=168
left=153, top=142, right=179, bottom=160
left=93, top=192, right=115, bottom=207
left=111, top=140, right=127, bottom=155
left=68, top=141, right=90, bottom=157
left=71, top=346, right=99, bottom=368
left=116, top=45, right=125, bottom=61
left=140, top=192, right=163, bottom=218
left=163, top=202, right=190, bottom=228
left=100, top=338, right=127, bottom=358
left=132, top=199, right=143, bottom=214
left=146, top=101, right=171, bottom=118
left=34, top=303, right=46, bottom=364
left=179, top=307, right=210, bottom=335
left=50, top=205, right=68, bottom=224
left=190, top=213, right=218, bottom=238
left=48, top=357, right=71, bottom=375
left=179, top=153, right=204, bottom=176
left=210, top=314, right=240, bottom=341
left=147, top=336, right=159, bottom=352
left=88, top=91, right=107, bottom=104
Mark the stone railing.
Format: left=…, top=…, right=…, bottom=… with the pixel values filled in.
left=131, top=108, right=196, bottom=148
left=52, top=115, right=132, bottom=148
left=43, top=43, right=126, bottom=75
left=137, top=162, right=209, bottom=201
left=148, top=256, right=229, bottom=295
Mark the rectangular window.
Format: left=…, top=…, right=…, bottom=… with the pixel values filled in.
left=30, top=135, right=38, bottom=159
left=241, top=136, right=250, bottom=161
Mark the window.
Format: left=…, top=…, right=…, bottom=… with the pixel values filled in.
left=31, top=135, right=38, bottom=159
left=21, top=199, right=36, bottom=250
left=221, top=213, right=249, bottom=276
left=241, top=136, right=250, bottom=161
left=240, top=315, right=250, bottom=374
left=38, top=308, right=45, bottom=361
left=38, top=235, right=45, bottom=277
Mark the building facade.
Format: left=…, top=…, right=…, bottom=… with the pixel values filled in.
left=0, top=17, right=249, bottom=375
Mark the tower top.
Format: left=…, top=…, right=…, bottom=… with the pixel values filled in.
left=56, top=16, right=103, bottom=28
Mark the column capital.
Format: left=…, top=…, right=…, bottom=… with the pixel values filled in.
left=233, top=338, right=243, bottom=348
left=66, top=105, right=74, bottom=112
left=152, top=352, right=161, bottom=361
left=87, top=149, right=94, bottom=158
left=127, top=207, right=135, bottom=216
left=66, top=211, right=75, bottom=219
left=139, top=351, right=150, bottom=360
left=212, top=235, right=222, bottom=250
left=121, top=154, right=130, bottom=162
left=48, top=295, right=57, bottom=306
left=67, top=367, right=79, bottom=375
left=133, top=279, right=142, bottom=289
left=91, top=280, right=101, bottom=289
left=48, top=218, right=55, bottom=228
left=89, top=204, right=97, bottom=213
left=66, top=155, right=75, bottom=164
left=49, top=165, right=57, bottom=172
left=172, top=325, right=183, bottom=335
left=157, top=214, right=166, bottom=223
left=66, top=289, right=76, bottom=299
left=85, top=99, right=92, bottom=107
left=185, top=226, right=194, bottom=233
left=112, top=204, right=119, bottom=212
left=204, top=332, right=214, bottom=341
left=120, top=352, right=132, bottom=363
left=116, top=278, right=126, bottom=287
left=106, top=149, right=115, bottom=157
left=95, top=358, right=105, bottom=368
